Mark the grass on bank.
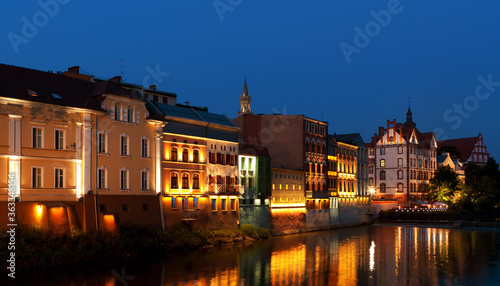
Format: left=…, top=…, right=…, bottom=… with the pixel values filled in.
left=0, top=224, right=270, bottom=272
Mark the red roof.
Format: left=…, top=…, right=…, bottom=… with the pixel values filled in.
left=437, top=137, right=478, bottom=162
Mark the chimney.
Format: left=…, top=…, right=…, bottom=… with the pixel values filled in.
left=110, top=76, right=121, bottom=83
left=185, top=102, right=189, bottom=106
left=68, top=66, right=80, bottom=74
left=149, top=85, right=156, bottom=90
left=379, top=126, right=384, bottom=136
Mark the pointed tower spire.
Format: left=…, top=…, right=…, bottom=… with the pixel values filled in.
left=238, top=76, right=253, bottom=116
left=403, top=98, right=416, bottom=128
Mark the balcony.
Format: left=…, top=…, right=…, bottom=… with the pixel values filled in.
left=209, top=184, right=244, bottom=195
left=181, top=209, right=198, bottom=221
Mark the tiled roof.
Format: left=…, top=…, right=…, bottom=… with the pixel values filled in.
left=153, top=101, right=237, bottom=127
left=0, top=63, right=103, bottom=111
left=438, top=137, right=478, bottom=162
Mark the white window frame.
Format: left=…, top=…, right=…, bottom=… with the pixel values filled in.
left=115, top=103, right=122, bottom=121
left=141, top=169, right=150, bottom=191
left=127, top=105, right=135, bottom=123
left=141, top=137, right=150, bottom=158
left=32, top=127, right=44, bottom=148
left=98, top=132, right=108, bottom=154
left=54, top=167, right=65, bottom=188
left=120, top=168, right=130, bottom=191
left=120, top=134, right=130, bottom=157
left=32, top=167, right=43, bottom=188
left=98, top=167, right=108, bottom=190
left=55, top=129, right=65, bottom=150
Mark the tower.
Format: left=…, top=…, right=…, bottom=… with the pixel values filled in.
left=238, top=77, right=253, bottom=116
left=403, top=98, right=416, bottom=128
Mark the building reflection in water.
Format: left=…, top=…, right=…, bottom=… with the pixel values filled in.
left=17, top=226, right=500, bottom=285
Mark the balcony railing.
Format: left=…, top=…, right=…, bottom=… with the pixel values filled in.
left=209, top=184, right=244, bottom=195
left=181, top=209, right=198, bottom=221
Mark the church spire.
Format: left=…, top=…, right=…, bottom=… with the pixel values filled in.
left=238, top=76, right=253, bottom=116
left=403, top=98, right=416, bottom=128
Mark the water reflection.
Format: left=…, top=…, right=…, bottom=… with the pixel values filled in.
left=17, top=226, right=500, bottom=285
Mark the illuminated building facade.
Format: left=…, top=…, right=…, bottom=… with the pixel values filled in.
left=367, top=107, right=437, bottom=203
left=151, top=101, right=241, bottom=229
left=238, top=143, right=272, bottom=228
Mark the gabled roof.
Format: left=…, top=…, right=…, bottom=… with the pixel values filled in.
left=329, top=133, right=365, bottom=147
left=239, top=143, right=271, bottom=157
left=0, top=63, right=103, bottom=111
left=438, top=137, right=479, bottom=162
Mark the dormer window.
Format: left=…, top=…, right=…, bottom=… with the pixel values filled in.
left=26, top=89, right=38, bottom=97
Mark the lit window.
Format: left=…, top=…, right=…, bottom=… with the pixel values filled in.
left=171, top=197, right=177, bottom=208
left=193, top=197, right=199, bottom=208
left=182, top=198, right=188, bottom=210
left=380, top=159, right=385, bottom=168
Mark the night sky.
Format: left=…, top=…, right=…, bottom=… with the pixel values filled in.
left=2, top=1, right=499, bottom=160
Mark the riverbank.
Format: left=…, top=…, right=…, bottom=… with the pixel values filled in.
left=0, top=224, right=270, bottom=274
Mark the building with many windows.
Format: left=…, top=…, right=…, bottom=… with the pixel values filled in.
left=367, top=107, right=437, bottom=203
left=151, top=101, right=241, bottom=229
left=437, top=133, right=490, bottom=166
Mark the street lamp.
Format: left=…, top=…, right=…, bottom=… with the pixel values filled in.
left=368, top=187, right=375, bottom=215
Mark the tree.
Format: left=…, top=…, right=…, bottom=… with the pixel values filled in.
left=428, top=165, right=460, bottom=204
left=460, top=158, right=500, bottom=212
left=437, top=145, right=462, bottom=161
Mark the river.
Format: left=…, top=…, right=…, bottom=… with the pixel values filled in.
left=11, top=226, right=500, bottom=285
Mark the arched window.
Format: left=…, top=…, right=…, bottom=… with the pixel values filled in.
left=425, top=160, right=428, bottom=168
left=317, top=142, right=321, bottom=153
left=380, top=159, right=386, bottom=168
left=419, top=159, right=422, bottom=167
left=479, top=155, right=482, bottom=163
left=182, top=148, right=189, bottom=162
left=380, top=171, right=386, bottom=180
left=193, top=149, right=199, bottom=163
left=171, top=173, right=178, bottom=189
left=170, top=147, right=178, bottom=161
left=398, top=158, right=403, bottom=166
left=306, top=137, right=310, bottom=152
left=181, top=173, right=189, bottom=189
left=474, top=154, right=477, bottom=162
left=397, top=183, right=404, bottom=193
left=369, top=177, right=374, bottom=186
left=115, top=103, right=121, bottom=121
left=398, top=170, right=403, bottom=179
left=127, top=106, right=134, bottom=123
left=380, top=147, right=385, bottom=155
left=380, top=183, right=386, bottom=193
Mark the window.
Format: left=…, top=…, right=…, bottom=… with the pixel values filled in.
left=248, top=177, right=254, bottom=189
left=193, top=149, right=199, bottom=163
left=98, top=168, right=107, bottom=189
left=192, top=174, right=200, bottom=189
left=122, top=204, right=130, bottom=212
left=380, top=171, right=386, bottom=180
left=171, top=197, right=177, bottom=208
left=193, top=197, right=199, bottom=208
left=380, top=159, right=385, bottom=168
left=398, top=170, right=404, bottom=179
left=182, top=148, right=189, bottom=162
left=120, top=169, right=129, bottom=190
left=98, top=133, right=107, bottom=153
left=171, top=173, right=178, bottom=189
left=369, top=177, right=374, bottom=186
left=33, top=127, right=43, bottom=148
left=209, top=152, right=216, bottom=164
left=380, top=183, right=386, bottom=193
left=182, top=173, right=189, bottom=189
left=141, top=139, right=149, bottom=157
left=419, top=159, right=422, bottom=168
left=398, top=146, right=403, bottom=154
left=398, top=158, right=403, bottom=166
left=100, top=204, right=108, bottom=213
left=231, top=199, right=236, bottom=211
left=141, top=170, right=149, bottom=190
left=221, top=198, right=227, bottom=211
left=143, top=204, right=150, bottom=211
left=121, top=136, right=129, bottom=156
left=153, top=95, right=158, bottom=102
left=55, top=168, right=64, bottom=188
left=55, top=130, right=65, bottom=150
left=380, top=148, right=385, bottom=155
left=127, top=106, right=134, bottom=123
left=32, top=167, right=42, bottom=188
left=369, top=166, right=374, bottom=174
left=115, top=103, right=121, bottom=121
left=171, top=147, right=178, bottom=161
left=182, top=198, right=188, bottom=210
left=211, top=199, right=217, bottom=211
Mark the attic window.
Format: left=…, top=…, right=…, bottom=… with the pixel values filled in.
left=51, top=93, right=63, bottom=100
left=26, top=89, right=38, bottom=97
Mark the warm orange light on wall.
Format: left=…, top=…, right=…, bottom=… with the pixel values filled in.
left=49, top=207, right=64, bottom=218
left=103, top=214, right=116, bottom=232
left=36, top=204, right=43, bottom=219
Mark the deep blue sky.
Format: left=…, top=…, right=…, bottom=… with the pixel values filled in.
left=2, top=1, right=499, bottom=160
